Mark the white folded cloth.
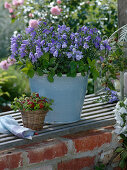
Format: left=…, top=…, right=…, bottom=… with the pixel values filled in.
left=0, top=115, right=35, bottom=140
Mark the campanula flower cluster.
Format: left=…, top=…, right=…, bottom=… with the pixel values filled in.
left=105, top=87, right=119, bottom=103
left=114, top=99, right=127, bottom=137
left=10, top=22, right=111, bottom=81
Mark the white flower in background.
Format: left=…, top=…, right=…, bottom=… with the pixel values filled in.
left=115, top=102, right=120, bottom=109
left=114, top=99, right=127, bottom=137
left=124, top=98, right=127, bottom=105
left=121, top=125, right=127, bottom=133
left=114, top=125, right=122, bottom=134
left=114, top=111, right=124, bottom=126
left=119, top=107, right=127, bottom=114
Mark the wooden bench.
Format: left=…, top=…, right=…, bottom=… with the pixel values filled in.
left=0, top=93, right=116, bottom=151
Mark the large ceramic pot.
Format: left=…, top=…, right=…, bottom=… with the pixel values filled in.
left=29, top=74, right=88, bottom=124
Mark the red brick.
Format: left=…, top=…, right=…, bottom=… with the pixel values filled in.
left=113, top=167, right=121, bottom=170
left=0, top=152, right=23, bottom=169
left=63, top=130, right=112, bottom=152
left=113, top=167, right=126, bottom=170
left=27, top=141, right=68, bottom=164
left=0, top=157, right=7, bottom=170
left=57, top=156, right=95, bottom=170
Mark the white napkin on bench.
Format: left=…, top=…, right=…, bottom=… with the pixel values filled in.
left=0, top=115, right=35, bottom=140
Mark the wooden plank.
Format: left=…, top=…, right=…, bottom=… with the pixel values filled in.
left=37, top=115, right=115, bottom=134
left=0, top=134, right=13, bottom=139
left=10, top=104, right=114, bottom=120
left=0, top=136, right=18, bottom=143
left=82, top=106, right=115, bottom=114
left=0, top=110, right=19, bottom=116
left=0, top=111, right=114, bottom=136
left=82, top=108, right=114, bottom=117
left=82, top=102, right=116, bottom=110
left=0, top=103, right=115, bottom=130
left=83, top=112, right=114, bottom=119
left=0, top=117, right=115, bottom=150
left=0, top=101, right=115, bottom=132
left=84, top=92, right=104, bottom=99
left=0, top=94, right=116, bottom=151
left=0, top=114, right=114, bottom=144
left=84, top=95, right=105, bottom=102
left=1, top=114, right=115, bottom=138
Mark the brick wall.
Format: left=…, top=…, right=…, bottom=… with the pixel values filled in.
left=0, top=126, right=122, bottom=170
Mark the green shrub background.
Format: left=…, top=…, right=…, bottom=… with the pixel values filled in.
left=0, top=67, right=30, bottom=106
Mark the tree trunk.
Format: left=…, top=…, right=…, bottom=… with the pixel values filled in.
left=118, top=0, right=127, bottom=99
left=118, top=0, right=127, bottom=27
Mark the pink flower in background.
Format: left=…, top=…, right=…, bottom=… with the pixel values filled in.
left=7, top=57, right=16, bottom=65
left=12, top=0, right=19, bottom=6
left=50, top=6, right=61, bottom=15
left=57, top=0, right=61, bottom=4
left=18, top=0, right=24, bottom=5
left=29, top=13, right=34, bottom=18
left=29, top=19, right=38, bottom=28
left=9, top=8, right=14, bottom=13
left=86, top=1, right=90, bottom=5
left=11, top=14, right=16, bottom=18
left=12, top=0, right=24, bottom=6
left=0, top=60, right=10, bottom=70
left=4, top=2, right=11, bottom=9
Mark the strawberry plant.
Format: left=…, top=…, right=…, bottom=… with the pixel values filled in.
left=11, top=92, right=53, bottom=111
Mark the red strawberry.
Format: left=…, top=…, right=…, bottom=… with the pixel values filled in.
left=28, top=101, right=32, bottom=105
left=34, top=132, right=38, bottom=135
left=43, top=98, right=46, bottom=103
left=39, top=103, right=44, bottom=109
left=31, top=103, right=35, bottom=108
left=28, top=101, right=34, bottom=108
left=36, top=93, right=39, bottom=98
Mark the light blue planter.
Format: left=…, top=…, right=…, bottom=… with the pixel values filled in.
left=29, top=74, right=88, bottom=124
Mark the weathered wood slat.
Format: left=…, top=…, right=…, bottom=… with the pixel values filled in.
left=84, top=92, right=105, bottom=99
left=0, top=117, right=115, bottom=150
left=0, top=94, right=116, bottom=151
left=0, top=136, right=18, bottom=143
left=37, top=115, right=115, bottom=135
left=0, top=115, right=114, bottom=145
left=0, top=110, right=114, bottom=131
left=83, top=102, right=116, bottom=110
left=82, top=108, right=114, bottom=117
left=0, top=110, right=19, bottom=116
left=84, top=95, right=105, bottom=102
left=0, top=113, right=115, bottom=140
left=0, top=109, right=114, bottom=136
left=0, top=114, right=114, bottom=144
left=83, top=106, right=114, bottom=113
